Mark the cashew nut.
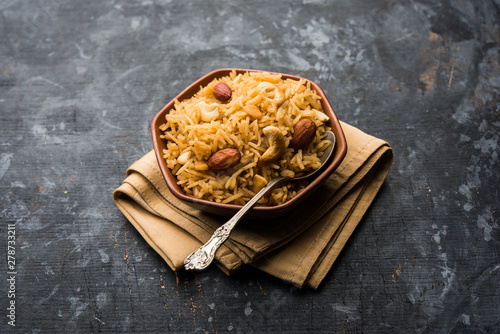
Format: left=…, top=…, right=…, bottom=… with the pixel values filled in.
left=251, top=174, right=268, bottom=193
left=177, top=151, right=191, bottom=165
left=193, top=161, right=209, bottom=171
left=257, top=82, right=285, bottom=105
left=259, top=126, right=287, bottom=164
left=198, top=101, right=219, bottom=122
left=243, top=105, right=263, bottom=119
left=314, top=110, right=329, bottom=122
left=257, top=82, right=275, bottom=91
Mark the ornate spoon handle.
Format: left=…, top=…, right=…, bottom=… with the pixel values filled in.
left=184, top=177, right=283, bottom=270
left=183, top=131, right=336, bottom=271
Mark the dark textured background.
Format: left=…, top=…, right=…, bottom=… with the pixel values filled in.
left=1, top=0, right=499, bottom=333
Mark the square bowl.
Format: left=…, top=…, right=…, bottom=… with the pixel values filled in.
left=151, top=68, right=347, bottom=217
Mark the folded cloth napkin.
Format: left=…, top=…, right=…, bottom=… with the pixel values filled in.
left=113, top=122, right=393, bottom=289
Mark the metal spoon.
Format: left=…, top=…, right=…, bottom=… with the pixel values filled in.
left=184, top=131, right=336, bottom=271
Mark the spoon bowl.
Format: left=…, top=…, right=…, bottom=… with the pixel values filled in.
left=285, top=131, right=336, bottom=182
left=184, top=131, right=336, bottom=271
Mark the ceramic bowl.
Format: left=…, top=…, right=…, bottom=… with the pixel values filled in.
left=151, top=68, right=347, bottom=217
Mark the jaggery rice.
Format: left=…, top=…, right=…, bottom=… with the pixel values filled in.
left=160, top=70, right=331, bottom=206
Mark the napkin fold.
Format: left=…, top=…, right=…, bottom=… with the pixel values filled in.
left=113, top=122, right=393, bottom=289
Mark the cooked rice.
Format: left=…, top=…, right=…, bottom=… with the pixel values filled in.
left=160, top=70, right=331, bottom=206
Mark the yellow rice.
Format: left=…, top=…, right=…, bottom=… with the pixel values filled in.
left=160, top=70, right=331, bottom=206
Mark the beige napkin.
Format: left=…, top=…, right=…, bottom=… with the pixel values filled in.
left=113, top=122, right=393, bottom=289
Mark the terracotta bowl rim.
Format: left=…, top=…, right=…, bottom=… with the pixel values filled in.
left=151, top=68, right=347, bottom=216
